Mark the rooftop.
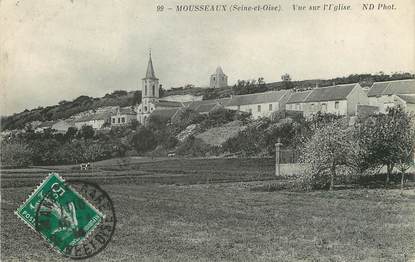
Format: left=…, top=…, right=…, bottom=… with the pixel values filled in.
left=286, top=90, right=312, bottom=104
left=397, top=94, right=415, bottom=104
left=155, top=100, right=184, bottom=108
left=150, top=108, right=181, bottom=120
left=367, top=79, right=415, bottom=97
left=304, top=83, right=357, bottom=103
left=187, top=98, right=230, bottom=113
left=117, top=107, right=136, bottom=115
left=226, top=90, right=290, bottom=107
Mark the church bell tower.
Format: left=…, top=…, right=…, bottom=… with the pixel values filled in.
left=142, top=51, right=159, bottom=104
left=137, top=50, right=160, bottom=124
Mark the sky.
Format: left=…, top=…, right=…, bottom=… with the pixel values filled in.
left=0, top=0, right=414, bottom=116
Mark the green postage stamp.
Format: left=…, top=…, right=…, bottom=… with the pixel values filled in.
left=15, top=173, right=104, bottom=254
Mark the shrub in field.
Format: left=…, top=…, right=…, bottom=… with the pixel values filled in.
left=355, top=106, right=415, bottom=187
left=300, top=119, right=354, bottom=190
left=0, top=140, right=33, bottom=167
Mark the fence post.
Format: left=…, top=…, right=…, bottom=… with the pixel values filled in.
left=275, top=138, right=282, bottom=177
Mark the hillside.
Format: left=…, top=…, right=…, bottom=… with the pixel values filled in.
left=196, top=120, right=246, bottom=146
left=1, top=90, right=141, bottom=131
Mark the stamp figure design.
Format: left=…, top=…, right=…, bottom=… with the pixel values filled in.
left=15, top=173, right=116, bottom=259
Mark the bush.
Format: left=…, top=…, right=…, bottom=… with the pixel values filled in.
left=176, top=136, right=213, bottom=157
left=200, top=108, right=243, bottom=130
left=222, top=118, right=270, bottom=156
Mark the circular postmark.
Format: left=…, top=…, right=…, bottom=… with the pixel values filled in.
left=35, top=180, right=116, bottom=259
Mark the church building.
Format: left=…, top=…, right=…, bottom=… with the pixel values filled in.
left=209, top=66, right=228, bottom=88
left=136, top=52, right=160, bottom=123
left=136, top=52, right=183, bottom=124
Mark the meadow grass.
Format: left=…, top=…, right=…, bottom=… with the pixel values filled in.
left=2, top=181, right=414, bottom=261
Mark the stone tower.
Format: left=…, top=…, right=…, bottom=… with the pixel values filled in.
left=209, top=66, right=228, bottom=88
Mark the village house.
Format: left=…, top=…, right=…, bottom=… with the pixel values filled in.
left=285, top=90, right=312, bottom=112
left=394, top=95, right=415, bottom=113
left=367, top=79, right=415, bottom=113
left=34, top=120, right=74, bottom=134
left=285, top=83, right=369, bottom=118
left=74, top=111, right=113, bottom=130
left=111, top=106, right=137, bottom=126
left=225, top=90, right=291, bottom=119
left=161, top=94, right=203, bottom=103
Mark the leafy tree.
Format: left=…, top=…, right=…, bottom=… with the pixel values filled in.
left=264, top=122, right=298, bottom=155
left=281, top=73, right=294, bottom=89
left=131, top=127, right=156, bottom=153
left=131, top=91, right=142, bottom=105
left=64, top=127, right=78, bottom=141
left=300, top=119, right=353, bottom=190
left=397, top=127, right=414, bottom=191
left=147, top=115, right=178, bottom=150
left=356, top=106, right=415, bottom=186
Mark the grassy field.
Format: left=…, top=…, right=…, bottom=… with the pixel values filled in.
left=2, top=182, right=415, bottom=261
left=1, top=158, right=415, bottom=261
left=0, top=158, right=278, bottom=188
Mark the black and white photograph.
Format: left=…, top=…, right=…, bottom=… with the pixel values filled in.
left=1, top=0, right=414, bottom=261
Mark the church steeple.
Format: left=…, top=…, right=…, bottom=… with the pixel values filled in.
left=141, top=50, right=160, bottom=101
left=144, top=50, right=158, bottom=80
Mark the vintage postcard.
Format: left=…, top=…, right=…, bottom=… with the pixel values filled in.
left=1, top=0, right=414, bottom=261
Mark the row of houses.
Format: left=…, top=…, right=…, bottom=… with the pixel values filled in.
left=198, top=79, right=414, bottom=119
left=32, top=79, right=414, bottom=134
left=138, top=79, right=414, bottom=123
